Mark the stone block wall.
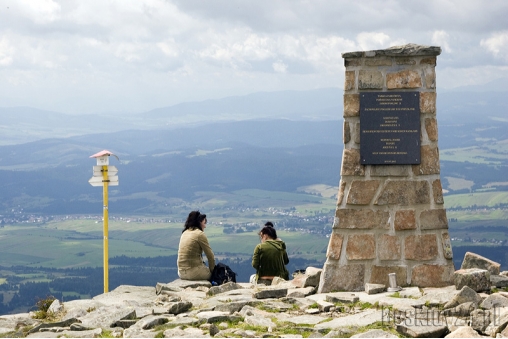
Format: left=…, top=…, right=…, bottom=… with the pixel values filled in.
left=318, top=44, right=455, bottom=293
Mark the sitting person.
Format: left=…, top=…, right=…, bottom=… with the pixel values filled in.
left=177, top=211, right=215, bottom=281
left=251, top=222, right=289, bottom=285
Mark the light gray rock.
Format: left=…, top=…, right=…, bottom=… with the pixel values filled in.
left=213, top=300, right=249, bottom=313
left=454, top=268, right=491, bottom=292
left=325, top=292, right=359, bottom=304
left=304, top=267, right=322, bottom=287
left=244, top=315, right=277, bottom=329
left=481, top=294, right=508, bottom=309
left=396, top=322, right=448, bottom=338
left=317, top=300, right=334, bottom=312
left=285, top=315, right=328, bottom=325
left=351, top=329, right=397, bottom=338
left=196, top=311, right=240, bottom=323
left=47, top=299, right=63, bottom=314
left=123, top=325, right=158, bottom=338
left=461, top=251, right=501, bottom=275
left=420, top=285, right=458, bottom=306
left=136, top=314, right=172, bottom=329
left=40, top=328, right=104, bottom=338
left=111, top=319, right=137, bottom=328
left=471, top=309, right=494, bottom=333
left=207, top=282, right=243, bottom=296
left=167, top=326, right=210, bottom=338
left=160, top=279, right=211, bottom=291
left=166, top=316, right=203, bottom=327
left=444, top=285, right=482, bottom=309
left=365, top=283, right=385, bottom=295
left=28, top=318, right=80, bottom=334
left=314, top=310, right=383, bottom=329
left=253, top=287, right=288, bottom=299
left=92, top=285, right=155, bottom=307
left=77, top=305, right=136, bottom=328
left=485, top=308, right=508, bottom=337
left=209, top=323, right=220, bottom=337
left=441, top=302, right=478, bottom=317
left=441, top=316, right=469, bottom=333
left=271, top=276, right=288, bottom=286
left=398, top=287, right=422, bottom=299
left=445, top=326, right=482, bottom=338
left=287, top=287, right=315, bottom=298
left=492, top=275, right=508, bottom=288
left=305, top=308, right=321, bottom=314
left=168, top=301, right=193, bottom=315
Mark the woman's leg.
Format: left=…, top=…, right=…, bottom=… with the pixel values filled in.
left=179, top=265, right=211, bottom=281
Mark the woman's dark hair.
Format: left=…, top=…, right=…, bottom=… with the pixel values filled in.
left=259, top=224, right=277, bottom=240
left=198, top=214, right=207, bottom=224
left=264, top=221, right=274, bottom=227
left=183, top=210, right=203, bottom=233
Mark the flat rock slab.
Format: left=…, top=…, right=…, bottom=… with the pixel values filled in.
left=325, top=292, right=359, bottom=303
left=396, top=322, right=448, bottom=338
left=196, top=311, right=240, bottom=323
left=351, top=329, right=397, bottom=338
left=91, top=285, right=156, bottom=308
left=480, top=293, right=508, bottom=309
left=163, top=327, right=208, bottom=338
left=244, top=315, right=277, bottom=329
left=365, top=283, right=385, bottom=295
left=285, top=314, right=329, bottom=325
left=461, top=251, right=500, bottom=275
left=454, top=268, right=491, bottom=292
left=314, top=309, right=383, bottom=329
left=445, top=326, right=482, bottom=338
left=399, top=287, right=422, bottom=299
left=253, top=287, right=288, bottom=299
left=27, top=328, right=103, bottom=338
left=137, top=314, right=173, bottom=329
left=491, top=275, right=508, bottom=288
left=77, top=305, right=136, bottom=328
left=167, top=316, right=202, bottom=327
left=207, top=282, right=243, bottom=296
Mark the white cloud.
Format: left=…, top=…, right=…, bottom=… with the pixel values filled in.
left=0, top=38, right=14, bottom=66
left=272, top=60, right=288, bottom=73
left=356, top=32, right=392, bottom=51
left=432, top=30, right=452, bottom=53
left=16, top=0, right=61, bottom=24
left=0, top=0, right=507, bottom=114
left=481, top=31, right=508, bottom=61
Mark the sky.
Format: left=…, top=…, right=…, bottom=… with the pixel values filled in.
left=0, top=0, right=507, bottom=115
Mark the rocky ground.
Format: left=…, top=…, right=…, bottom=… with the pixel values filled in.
left=1, top=253, right=508, bottom=338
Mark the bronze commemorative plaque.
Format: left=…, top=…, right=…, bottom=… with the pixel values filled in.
left=360, top=92, right=420, bottom=165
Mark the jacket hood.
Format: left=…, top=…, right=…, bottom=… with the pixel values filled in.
left=266, top=239, right=286, bottom=251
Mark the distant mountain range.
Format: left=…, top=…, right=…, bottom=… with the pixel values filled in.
left=0, top=87, right=507, bottom=146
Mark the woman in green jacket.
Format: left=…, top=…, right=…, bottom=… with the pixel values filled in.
left=251, top=222, right=289, bottom=285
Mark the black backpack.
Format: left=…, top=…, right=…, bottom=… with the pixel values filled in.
left=210, top=263, right=237, bottom=286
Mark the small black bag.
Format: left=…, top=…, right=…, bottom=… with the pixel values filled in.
left=210, top=263, right=237, bottom=286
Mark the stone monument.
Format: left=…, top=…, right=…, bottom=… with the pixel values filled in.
left=318, top=44, right=455, bottom=293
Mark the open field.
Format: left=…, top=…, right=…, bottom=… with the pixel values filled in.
left=440, top=140, right=508, bottom=164
left=444, top=191, right=508, bottom=209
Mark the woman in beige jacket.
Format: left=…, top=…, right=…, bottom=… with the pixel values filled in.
left=177, top=211, right=215, bottom=281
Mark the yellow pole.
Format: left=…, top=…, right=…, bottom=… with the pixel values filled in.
left=102, top=165, right=109, bottom=293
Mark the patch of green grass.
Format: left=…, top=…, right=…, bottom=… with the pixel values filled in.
left=389, top=292, right=401, bottom=298
left=256, top=305, right=281, bottom=313
left=98, top=329, right=115, bottom=338
left=346, top=321, right=398, bottom=338
left=308, top=302, right=319, bottom=309
left=32, top=295, right=57, bottom=320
